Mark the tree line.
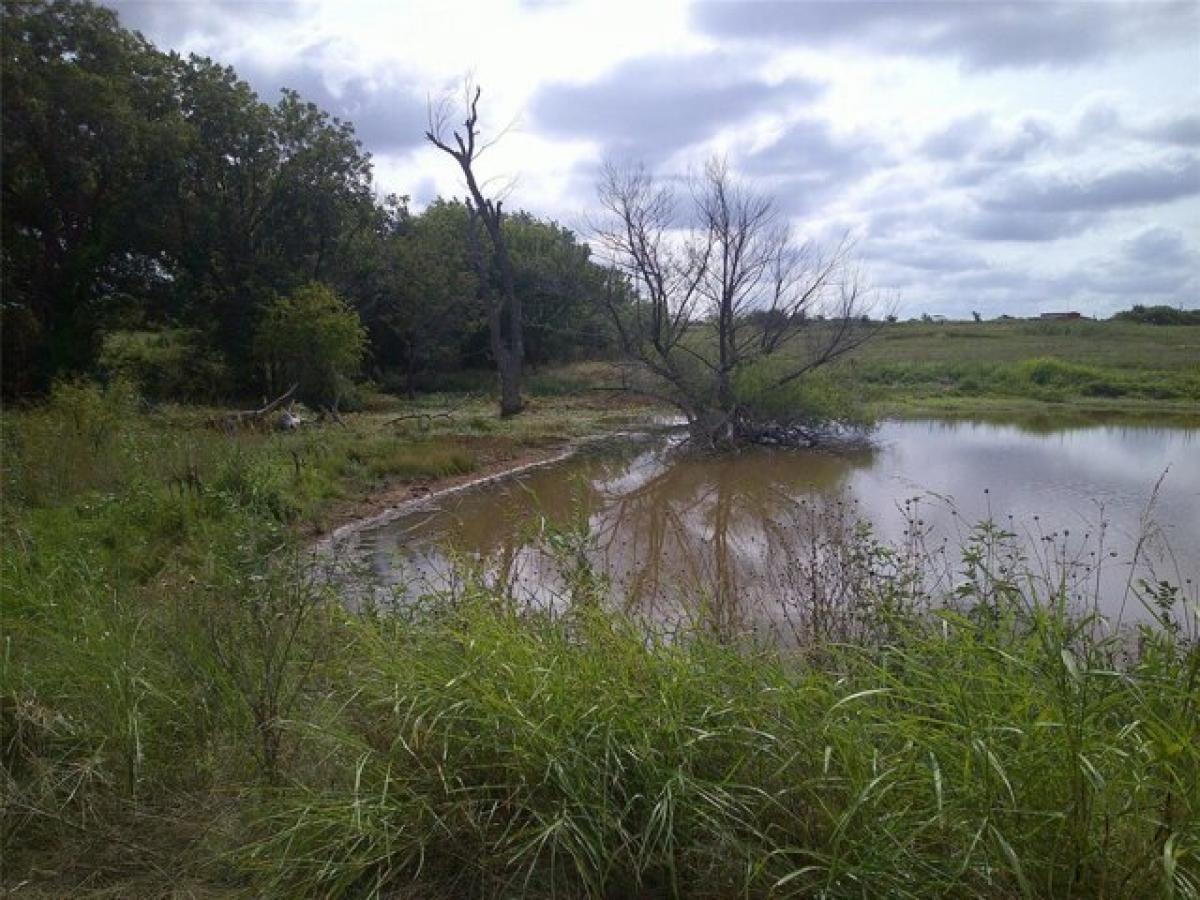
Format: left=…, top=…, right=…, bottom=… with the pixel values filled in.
left=2, top=0, right=620, bottom=403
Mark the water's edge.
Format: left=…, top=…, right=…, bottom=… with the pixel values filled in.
left=312, top=427, right=675, bottom=554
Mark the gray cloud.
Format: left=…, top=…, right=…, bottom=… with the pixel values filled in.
left=923, top=113, right=1056, bottom=169
left=253, top=66, right=427, bottom=156
left=1059, top=251, right=1196, bottom=298
left=1122, top=225, right=1193, bottom=269
left=956, top=209, right=1094, bottom=242
left=739, top=118, right=888, bottom=214
left=105, top=2, right=427, bottom=156
left=921, top=113, right=992, bottom=160
left=866, top=239, right=989, bottom=274
left=531, top=55, right=823, bottom=164
left=691, top=1, right=1199, bottom=70
left=979, top=117, right=1056, bottom=163
left=983, top=155, right=1200, bottom=214
left=105, top=0, right=307, bottom=48
left=1140, top=113, right=1200, bottom=148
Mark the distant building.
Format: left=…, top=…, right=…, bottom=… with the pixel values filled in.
left=1040, top=311, right=1082, bottom=321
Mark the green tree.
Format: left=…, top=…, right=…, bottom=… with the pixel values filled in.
left=371, top=200, right=483, bottom=394
left=506, top=214, right=616, bottom=366
left=171, top=65, right=378, bottom=377
left=1, top=0, right=186, bottom=392
left=253, top=283, right=366, bottom=408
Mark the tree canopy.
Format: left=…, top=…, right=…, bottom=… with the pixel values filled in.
left=1, top=0, right=622, bottom=401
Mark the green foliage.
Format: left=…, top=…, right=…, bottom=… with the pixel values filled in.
left=1112, top=304, right=1200, bottom=326
left=254, top=283, right=367, bottom=407
left=98, top=328, right=230, bottom=401
left=506, top=213, right=618, bottom=366
left=1, top=0, right=188, bottom=391
left=1, top=3, right=621, bottom=402
left=735, top=358, right=867, bottom=426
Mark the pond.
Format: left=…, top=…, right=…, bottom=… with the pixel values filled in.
left=341, top=417, right=1199, bottom=636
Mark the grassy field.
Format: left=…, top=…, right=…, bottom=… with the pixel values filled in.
left=850, top=319, right=1200, bottom=417
left=3, top=350, right=1198, bottom=897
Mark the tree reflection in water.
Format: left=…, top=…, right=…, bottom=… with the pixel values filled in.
left=359, top=437, right=945, bottom=644
left=347, top=419, right=1200, bottom=639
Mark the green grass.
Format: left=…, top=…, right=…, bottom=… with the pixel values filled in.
left=240, top=598, right=1199, bottom=899
left=3, top=375, right=1198, bottom=897
left=849, top=321, right=1200, bottom=416
left=855, top=320, right=1200, bottom=370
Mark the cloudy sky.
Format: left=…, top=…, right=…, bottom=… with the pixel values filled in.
left=106, top=0, right=1199, bottom=318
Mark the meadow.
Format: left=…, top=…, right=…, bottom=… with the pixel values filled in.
left=850, top=319, right=1200, bottom=417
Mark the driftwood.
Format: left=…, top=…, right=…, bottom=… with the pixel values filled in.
left=384, top=394, right=475, bottom=431
left=216, top=384, right=299, bottom=433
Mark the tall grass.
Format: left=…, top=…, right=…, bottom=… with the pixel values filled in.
left=239, top=592, right=1199, bottom=899
left=2, top=380, right=1198, bottom=897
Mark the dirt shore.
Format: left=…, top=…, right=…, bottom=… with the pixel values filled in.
left=309, top=440, right=581, bottom=547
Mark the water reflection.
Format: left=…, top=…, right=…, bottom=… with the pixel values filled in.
left=348, top=419, right=1199, bottom=635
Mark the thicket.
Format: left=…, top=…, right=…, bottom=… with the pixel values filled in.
left=254, top=283, right=368, bottom=408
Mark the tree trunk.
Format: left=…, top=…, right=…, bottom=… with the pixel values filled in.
left=498, top=354, right=522, bottom=417
left=470, top=202, right=524, bottom=418
left=426, top=87, right=525, bottom=419
left=403, top=339, right=417, bottom=400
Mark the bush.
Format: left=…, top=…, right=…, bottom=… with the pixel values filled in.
left=3, top=378, right=142, bottom=504
left=98, top=329, right=230, bottom=401
left=1112, top=304, right=1200, bottom=326
left=734, top=359, right=868, bottom=427
left=254, top=283, right=367, bottom=408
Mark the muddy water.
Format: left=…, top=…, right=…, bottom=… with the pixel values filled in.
left=344, top=418, right=1199, bottom=631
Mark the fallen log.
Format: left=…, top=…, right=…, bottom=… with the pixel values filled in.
left=215, top=383, right=299, bottom=433
left=384, top=393, right=476, bottom=430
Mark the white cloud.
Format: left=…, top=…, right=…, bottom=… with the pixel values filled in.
left=101, top=0, right=1200, bottom=318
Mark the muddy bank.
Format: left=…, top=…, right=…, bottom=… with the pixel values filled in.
left=308, top=443, right=576, bottom=548
left=312, top=426, right=678, bottom=551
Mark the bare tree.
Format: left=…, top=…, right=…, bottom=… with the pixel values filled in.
left=594, top=158, right=880, bottom=447
left=425, top=83, right=523, bottom=416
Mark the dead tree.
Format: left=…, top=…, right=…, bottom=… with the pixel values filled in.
left=594, top=158, right=881, bottom=448
left=425, top=84, right=524, bottom=417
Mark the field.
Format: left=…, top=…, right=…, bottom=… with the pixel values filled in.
left=850, top=319, right=1200, bottom=418
left=3, top=337, right=1199, bottom=897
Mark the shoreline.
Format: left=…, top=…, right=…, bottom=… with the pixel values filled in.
left=311, top=426, right=675, bottom=550
left=312, top=442, right=581, bottom=550
left=309, top=400, right=1198, bottom=551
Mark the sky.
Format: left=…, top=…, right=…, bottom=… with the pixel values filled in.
left=104, top=0, right=1200, bottom=319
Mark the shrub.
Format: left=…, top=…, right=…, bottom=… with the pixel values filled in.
left=1112, top=304, right=1200, bottom=326
left=734, top=360, right=868, bottom=427
left=98, top=329, right=230, bottom=401
left=254, top=283, right=367, bottom=408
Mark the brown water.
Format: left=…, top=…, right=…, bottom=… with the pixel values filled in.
left=344, top=418, right=1199, bottom=632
